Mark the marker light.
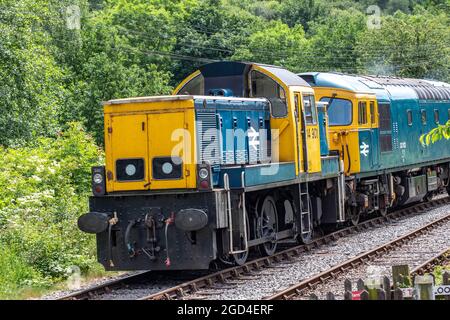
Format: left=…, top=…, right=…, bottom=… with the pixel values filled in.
left=93, top=173, right=103, bottom=184
left=199, top=168, right=209, bottom=179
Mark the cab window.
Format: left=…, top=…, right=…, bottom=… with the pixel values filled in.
left=302, top=94, right=317, bottom=124
left=250, top=70, right=287, bottom=118
left=320, top=97, right=352, bottom=126
left=177, top=74, right=204, bottom=95
left=358, top=101, right=368, bottom=125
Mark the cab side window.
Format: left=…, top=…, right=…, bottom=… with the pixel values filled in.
left=358, top=101, right=367, bottom=125
left=302, top=94, right=317, bottom=124
left=251, top=70, right=287, bottom=118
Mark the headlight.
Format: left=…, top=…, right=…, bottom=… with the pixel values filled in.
left=162, top=162, right=174, bottom=174
left=199, top=168, right=209, bottom=179
left=125, top=164, right=137, bottom=176
left=93, top=173, right=103, bottom=184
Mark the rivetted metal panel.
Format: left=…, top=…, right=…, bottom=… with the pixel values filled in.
left=299, top=72, right=450, bottom=101
left=262, top=65, right=311, bottom=87
left=361, top=76, right=450, bottom=101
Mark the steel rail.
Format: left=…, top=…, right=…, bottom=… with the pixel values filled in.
left=265, top=212, right=450, bottom=300
left=58, top=271, right=152, bottom=300
left=140, top=197, right=449, bottom=300
left=410, top=248, right=450, bottom=276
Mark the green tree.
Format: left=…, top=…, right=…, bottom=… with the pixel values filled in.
left=278, top=0, right=330, bottom=31
left=170, top=0, right=265, bottom=84
left=0, top=122, right=103, bottom=297
left=0, top=0, right=68, bottom=146
left=60, top=0, right=175, bottom=143
left=356, top=8, right=450, bottom=81
left=232, top=20, right=310, bottom=71
left=307, top=8, right=366, bottom=73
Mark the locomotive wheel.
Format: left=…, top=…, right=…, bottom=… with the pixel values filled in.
left=424, top=192, right=434, bottom=202
left=347, top=206, right=360, bottom=226
left=379, top=206, right=388, bottom=217
left=257, top=196, right=278, bottom=256
left=232, top=211, right=250, bottom=266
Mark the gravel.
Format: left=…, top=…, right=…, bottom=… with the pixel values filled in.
left=40, top=271, right=137, bottom=300
left=193, top=203, right=450, bottom=300
left=93, top=280, right=181, bottom=300
left=294, top=221, right=450, bottom=300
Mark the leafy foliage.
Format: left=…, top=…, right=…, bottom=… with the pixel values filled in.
left=232, top=21, right=309, bottom=70
left=356, top=8, right=450, bottom=79
left=0, top=123, right=103, bottom=298
left=0, top=0, right=68, bottom=146
left=420, top=120, right=450, bottom=145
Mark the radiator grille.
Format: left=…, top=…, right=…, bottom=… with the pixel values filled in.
left=380, top=134, right=393, bottom=152
left=196, top=110, right=221, bottom=165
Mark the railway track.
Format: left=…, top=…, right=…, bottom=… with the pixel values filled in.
left=57, top=196, right=449, bottom=300
left=58, top=271, right=151, bottom=300
left=57, top=270, right=209, bottom=300
left=140, top=197, right=450, bottom=301
left=410, top=248, right=450, bottom=276
left=265, top=215, right=450, bottom=300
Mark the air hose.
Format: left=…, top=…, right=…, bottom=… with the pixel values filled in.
left=164, top=213, right=175, bottom=267
left=346, top=144, right=351, bottom=174
left=125, top=220, right=137, bottom=257
left=107, top=212, right=118, bottom=267
left=108, top=223, right=114, bottom=267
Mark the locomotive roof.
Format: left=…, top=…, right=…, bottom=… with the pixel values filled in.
left=298, top=72, right=450, bottom=101
left=102, top=95, right=268, bottom=105
left=199, top=61, right=311, bottom=88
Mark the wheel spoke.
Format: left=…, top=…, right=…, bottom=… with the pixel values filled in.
left=257, top=196, right=278, bottom=256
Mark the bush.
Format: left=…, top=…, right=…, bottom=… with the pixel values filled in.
left=0, top=122, right=103, bottom=298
